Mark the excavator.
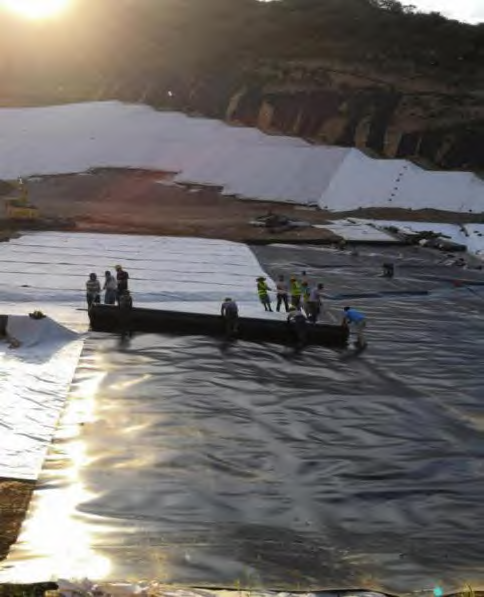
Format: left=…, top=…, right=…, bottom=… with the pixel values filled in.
left=4, top=178, right=39, bottom=220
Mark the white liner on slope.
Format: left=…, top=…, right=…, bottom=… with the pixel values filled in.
left=319, top=151, right=484, bottom=213
left=1, top=101, right=483, bottom=212
left=177, top=144, right=348, bottom=204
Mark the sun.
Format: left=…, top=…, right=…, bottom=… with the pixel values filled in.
left=1, top=0, right=71, bottom=20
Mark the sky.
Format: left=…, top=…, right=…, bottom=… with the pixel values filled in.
left=410, top=0, right=484, bottom=23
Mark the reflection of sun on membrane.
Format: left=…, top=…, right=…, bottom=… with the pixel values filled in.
left=1, top=0, right=71, bottom=19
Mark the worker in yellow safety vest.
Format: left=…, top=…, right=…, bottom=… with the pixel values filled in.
left=289, top=277, right=302, bottom=309
left=256, top=277, right=273, bottom=312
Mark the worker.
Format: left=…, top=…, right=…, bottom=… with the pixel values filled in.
left=300, top=281, right=311, bottom=315
left=276, top=275, right=290, bottom=312
left=307, top=283, right=324, bottom=323
left=342, top=306, right=367, bottom=347
left=118, top=289, right=133, bottom=339
left=115, top=264, right=129, bottom=299
left=257, top=277, right=273, bottom=312
left=289, top=276, right=302, bottom=309
left=287, top=306, right=307, bottom=350
left=103, top=270, right=117, bottom=305
left=86, top=273, right=101, bottom=309
left=382, top=263, right=395, bottom=278
left=301, top=270, right=309, bottom=285
left=221, top=297, right=239, bottom=338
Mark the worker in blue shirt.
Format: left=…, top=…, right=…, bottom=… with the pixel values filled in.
left=342, top=306, right=367, bottom=347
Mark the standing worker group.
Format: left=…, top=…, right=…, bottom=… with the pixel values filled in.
left=256, top=272, right=325, bottom=324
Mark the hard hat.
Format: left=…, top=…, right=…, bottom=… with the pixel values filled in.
left=115, top=264, right=122, bottom=270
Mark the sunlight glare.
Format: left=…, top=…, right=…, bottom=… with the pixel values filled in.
left=1, top=0, right=71, bottom=20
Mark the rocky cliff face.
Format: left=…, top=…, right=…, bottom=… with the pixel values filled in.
left=183, top=62, right=484, bottom=172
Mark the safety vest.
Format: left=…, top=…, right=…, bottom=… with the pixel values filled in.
left=257, top=280, right=269, bottom=298
left=290, top=280, right=301, bottom=297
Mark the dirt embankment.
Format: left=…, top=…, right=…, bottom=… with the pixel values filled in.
left=4, top=169, right=336, bottom=242
left=2, top=169, right=481, bottom=242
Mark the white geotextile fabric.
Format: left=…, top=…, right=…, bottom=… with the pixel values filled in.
left=0, top=232, right=277, bottom=480
left=0, top=317, right=83, bottom=480
left=0, top=232, right=277, bottom=316
left=338, top=219, right=469, bottom=245
left=463, top=224, right=484, bottom=259
left=315, top=220, right=398, bottom=242
left=341, top=219, right=484, bottom=259
left=0, top=101, right=483, bottom=212
left=319, top=151, right=484, bottom=213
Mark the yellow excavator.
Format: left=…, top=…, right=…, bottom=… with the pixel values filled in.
left=4, top=178, right=39, bottom=220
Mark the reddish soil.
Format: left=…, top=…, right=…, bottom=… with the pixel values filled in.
left=2, top=169, right=479, bottom=242
left=8, top=169, right=339, bottom=242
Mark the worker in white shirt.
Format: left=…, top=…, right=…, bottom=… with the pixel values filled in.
left=307, top=283, right=324, bottom=323
left=276, top=275, right=290, bottom=312
left=103, top=270, right=117, bottom=305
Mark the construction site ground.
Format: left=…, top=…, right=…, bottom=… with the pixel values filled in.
left=0, top=168, right=483, bottom=592
left=1, top=169, right=482, bottom=243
